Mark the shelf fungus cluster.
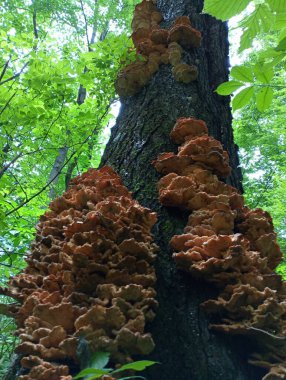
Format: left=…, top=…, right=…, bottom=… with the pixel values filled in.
left=1, top=166, right=158, bottom=380
left=115, top=0, right=202, bottom=97
left=153, top=117, right=286, bottom=380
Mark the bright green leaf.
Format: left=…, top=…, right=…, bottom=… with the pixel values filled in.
left=279, top=28, right=286, bottom=42
left=274, top=12, right=286, bottom=29
left=73, top=368, right=111, bottom=379
left=255, top=4, right=275, bottom=32
left=215, top=80, right=244, bottom=95
left=267, top=0, right=286, bottom=12
left=238, top=4, right=274, bottom=52
left=276, top=36, right=286, bottom=51
left=232, top=86, right=254, bottom=111
left=203, top=0, right=251, bottom=21
left=239, top=28, right=255, bottom=52
left=90, top=351, right=110, bottom=370
left=231, top=65, right=253, bottom=82
left=256, top=87, right=274, bottom=112
left=254, top=64, right=274, bottom=83
left=113, top=361, right=158, bottom=374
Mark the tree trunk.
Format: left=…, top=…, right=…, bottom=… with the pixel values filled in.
left=100, top=1, right=263, bottom=379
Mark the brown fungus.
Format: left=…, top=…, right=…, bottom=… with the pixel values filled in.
left=2, top=166, right=158, bottom=379
left=168, top=16, right=202, bottom=49
left=154, top=117, right=285, bottom=377
left=115, top=2, right=202, bottom=97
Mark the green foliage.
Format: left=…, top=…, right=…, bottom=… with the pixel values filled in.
left=233, top=80, right=286, bottom=258
left=205, top=0, right=286, bottom=112
left=203, top=0, right=251, bottom=21
left=0, top=296, right=18, bottom=379
left=74, top=351, right=158, bottom=380
left=215, top=60, right=280, bottom=112
left=215, top=80, right=244, bottom=95
left=232, top=86, right=254, bottom=111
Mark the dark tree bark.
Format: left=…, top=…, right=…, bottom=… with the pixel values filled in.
left=100, top=1, right=264, bottom=379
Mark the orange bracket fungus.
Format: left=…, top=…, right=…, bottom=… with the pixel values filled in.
left=168, top=16, right=202, bottom=49
left=1, top=166, right=158, bottom=380
left=115, top=0, right=202, bottom=97
left=153, top=117, right=285, bottom=380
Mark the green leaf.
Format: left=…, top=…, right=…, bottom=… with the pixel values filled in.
left=113, top=361, right=158, bottom=374
left=203, top=0, right=251, bottom=21
left=90, top=351, right=110, bottom=370
left=215, top=81, right=244, bottom=95
left=267, top=0, right=286, bottom=12
left=238, top=4, right=274, bottom=52
left=265, top=54, right=286, bottom=68
left=257, top=49, right=286, bottom=68
left=232, top=86, right=254, bottom=111
left=276, top=36, right=286, bottom=51
left=274, top=12, right=286, bottom=29
left=231, top=65, right=253, bottom=82
left=73, top=368, right=111, bottom=379
left=254, top=64, right=274, bottom=83
left=239, top=28, right=255, bottom=52
left=278, top=28, right=286, bottom=42
left=255, top=4, right=275, bottom=32
left=256, top=87, right=274, bottom=112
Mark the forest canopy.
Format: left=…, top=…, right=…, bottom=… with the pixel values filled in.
left=0, top=0, right=285, bottom=376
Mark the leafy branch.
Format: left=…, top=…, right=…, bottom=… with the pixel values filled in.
left=204, top=0, right=286, bottom=112
left=5, top=104, right=111, bottom=217
left=0, top=62, right=29, bottom=87
left=74, top=351, right=158, bottom=380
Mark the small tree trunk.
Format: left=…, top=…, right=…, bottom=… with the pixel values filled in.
left=47, top=146, right=68, bottom=199
left=100, top=1, right=263, bottom=379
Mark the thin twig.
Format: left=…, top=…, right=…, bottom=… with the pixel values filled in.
left=0, top=58, right=10, bottom=82
left=32, top=5, right=39, bottom=39
left=0, top=62, right=29, bottom=86
left=0, top=152, right=23, bottom=179
left=0, top=91, right=17, bottom=116
left=5, top=104, right=111, bottom=216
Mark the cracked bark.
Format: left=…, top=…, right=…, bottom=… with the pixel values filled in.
left=100, top=1, right=264, bottom=379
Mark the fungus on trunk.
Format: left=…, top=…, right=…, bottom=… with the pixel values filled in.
left=154, top=118, right=285, bottom=379
left=1, top=167, right=158, bottom=379
left=115, top=0, right=202, bottom=97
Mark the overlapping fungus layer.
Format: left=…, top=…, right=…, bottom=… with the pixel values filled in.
left=115, top=0, right=201, bottom=97
left=1, top=166, right=158, bottom=380
left=153, top=117, right=285, bottom=380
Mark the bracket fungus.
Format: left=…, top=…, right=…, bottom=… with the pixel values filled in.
left=153, top=117, right=285, bottom=379
left=115, top=0, right=202, bottom=97
left=1, top=166, right=158, bottom=379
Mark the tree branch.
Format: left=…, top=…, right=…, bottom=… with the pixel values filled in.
left=32, top=8, right=39, bottom=39
left=0, top=62, right=29, bottom=86
left=0, top=152, right=23, bottom=180
left=65, top=157, right=78, bottom=189
left=0, top=91, right=17, bottom=116
left=0, top=58, right=10, bottom=83
left=5, top=104, right=111, bottom=216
